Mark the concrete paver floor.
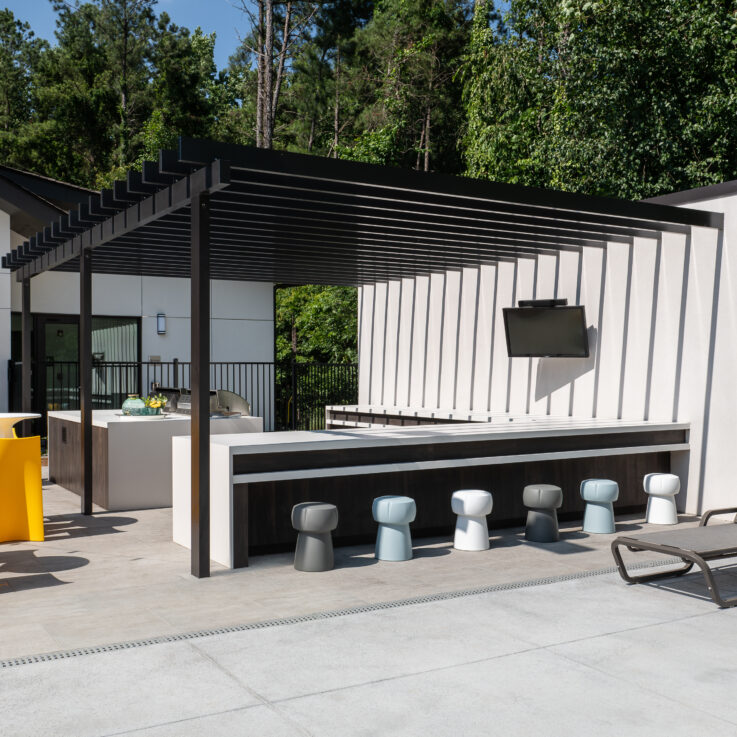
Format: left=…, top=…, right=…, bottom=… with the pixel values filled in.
left=1, top=481, right=734, bottom=661
left=2, top=568, right=736, bottom=737
left=2, top=481, right=737, bottom=736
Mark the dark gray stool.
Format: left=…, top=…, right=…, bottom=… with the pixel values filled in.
left=523, top=484, right=563, bottom=543
left=291, top=502, right=339, bottom=571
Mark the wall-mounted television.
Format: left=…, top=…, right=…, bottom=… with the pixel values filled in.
left=503, top=305, right=589, bottom=358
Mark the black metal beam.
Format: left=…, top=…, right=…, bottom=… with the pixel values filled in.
left=191, top=189, right=210, bottom=578
left=21, top=277, right=31, bottom=437
left=80, top=247, right=93, bottom=516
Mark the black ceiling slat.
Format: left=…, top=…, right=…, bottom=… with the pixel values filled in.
left=222, top=174, right=683, bottom=238
left=104, top=221, right=583, bottom=263
left=133, top=210, right=596, bottom=256
left=180, top=136, right=721, bottom=229
left=211, top=189, right=637, bottom=244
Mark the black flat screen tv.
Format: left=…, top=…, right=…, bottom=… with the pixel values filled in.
left=503, top=306, right=589, bottom=358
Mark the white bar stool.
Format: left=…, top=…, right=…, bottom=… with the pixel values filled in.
left=451, top=489, right=493, bottom=551
left=644, top=473, right=680, bottom=525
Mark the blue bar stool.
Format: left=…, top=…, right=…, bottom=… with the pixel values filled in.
left=372, top=495, right=416, bottom=561
left=580, top=478, right=619, bottom=534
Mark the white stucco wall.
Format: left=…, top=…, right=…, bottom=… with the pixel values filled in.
left=358, top=199, right=734, bottom=514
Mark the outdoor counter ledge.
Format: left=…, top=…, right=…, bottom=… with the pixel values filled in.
left=171, top=417, right=689, bottom=569
left=48, top=410, right=263, bottom=511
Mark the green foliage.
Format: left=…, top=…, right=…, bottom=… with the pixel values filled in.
left=275, top=286, right=357, bottom=364
left=462, top=0, right=737, bottom=198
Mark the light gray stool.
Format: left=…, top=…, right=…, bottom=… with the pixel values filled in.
left=291, top=502, right=339, bottom=572
left=523, top=484, right=563, bottom=543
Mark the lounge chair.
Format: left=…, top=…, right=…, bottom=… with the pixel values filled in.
left=611, top=507, right=737, bottom=608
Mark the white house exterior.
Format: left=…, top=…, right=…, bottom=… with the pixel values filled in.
left=356, top=182, right=737, bottom=515
left=0, top=166, right=274, bottom=414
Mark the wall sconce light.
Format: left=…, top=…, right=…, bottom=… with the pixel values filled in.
left=156, top=313, right=166, bottom=335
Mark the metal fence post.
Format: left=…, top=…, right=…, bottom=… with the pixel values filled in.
left=173, top=357, right=179, bottom=389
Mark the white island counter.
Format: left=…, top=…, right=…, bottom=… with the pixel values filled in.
left=48, top=410, right=262, bottom=511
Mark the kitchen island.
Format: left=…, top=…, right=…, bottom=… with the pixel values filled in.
left=172, top=416, right=689, bottom=568
left=48, top=410, right=262, bottom=511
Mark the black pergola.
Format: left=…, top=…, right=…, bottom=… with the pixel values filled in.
left=2, top=137, right=722, bottom=577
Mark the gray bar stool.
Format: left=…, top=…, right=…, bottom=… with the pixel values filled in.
left=291, top=502, right=339, bottom=572
left=523, top=484, right=563, bottom=542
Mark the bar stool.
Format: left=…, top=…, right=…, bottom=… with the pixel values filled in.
left=580, top=478, right=619, bottom=534
left=291, top=502, right=338, bottom=572
left=523, top=484, right=563, bottom=543
left=372, top=495, right=416, bottom=561
left=644, top=473, right=680, bottom=525
left=451, top=489, right=493, bottom=551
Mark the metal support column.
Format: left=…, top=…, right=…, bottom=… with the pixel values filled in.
left=191, top=190, right=211, bottom=578
left=80, top=248, right=93, bottom=515
left=21, top=277, right=32, bottom=436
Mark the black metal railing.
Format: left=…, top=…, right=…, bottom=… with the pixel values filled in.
left=9, top=359, right=358, bottom=433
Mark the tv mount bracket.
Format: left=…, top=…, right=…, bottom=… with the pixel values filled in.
left=517, top=298, right=568, bottom=308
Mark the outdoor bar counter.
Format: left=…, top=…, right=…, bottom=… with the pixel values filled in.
left=49, top=410, right=262, bottom=511
left=172, top=416, right=689, bottom=568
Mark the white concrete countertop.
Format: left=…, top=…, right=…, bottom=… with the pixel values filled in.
left=47, top=409, right=255, bottom=431
left=206, top=416, right=690, bottom=456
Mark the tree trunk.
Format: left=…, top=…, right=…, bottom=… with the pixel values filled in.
left=423, top=105, right=431, bottom=172
left=307, top=116, right=315, bottom=152
left=255, top=0, right=265, bottom=147
left=262, top=0, right=275, bottom=149
left=415, top=123, right=425, bottom=170
left=272, top=1, right=291, bottom=122
left=332, top=47, right=340, bottom=158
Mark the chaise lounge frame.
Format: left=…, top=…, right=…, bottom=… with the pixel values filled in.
left=611, top=507, right=737, bottom=608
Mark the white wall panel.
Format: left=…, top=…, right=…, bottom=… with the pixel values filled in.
left=394, top=278, right=415, bottom=407
left=471, top=265, right=495, bottom=411
left=423, top=273, right=445, bottom=407
left=142, top=276, right=190, bottom=318
left=455, top=268, right=480, bottom=411
left=211, top=318, right=274, bottom=363
left=370, top=282, right=388, bottom=403
left=438, top=270, right=461, bottom=408
left=408, top=276, right=429, bottom=407
left=381, top=280, right=401, bottom=406
left=507, top=258, right=536, bottom=414
left=212, top=280, right=274, bottom=320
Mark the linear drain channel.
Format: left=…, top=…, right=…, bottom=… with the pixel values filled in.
left=0, top=558, right=682, bottom=669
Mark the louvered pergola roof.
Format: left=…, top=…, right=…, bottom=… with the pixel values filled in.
left=2, top=137, right=722, bottom=285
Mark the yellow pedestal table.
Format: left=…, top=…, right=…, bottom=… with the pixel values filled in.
left=0, top=413, right=43, bottom=543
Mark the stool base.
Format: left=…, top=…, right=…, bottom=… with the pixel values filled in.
left=376, top=523, right=412, bottom=561
left=454, top=515, right=490, bottom=551
left=525, top=508, right=559, bottom=543
left=646, top=495, right=678, bottom=525
left=294, top=531, right=334, bottom=572
left=583, top=502, right=616, bottom=534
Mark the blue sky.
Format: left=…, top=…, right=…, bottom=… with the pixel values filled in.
left=3, top=0, right=248, bottom=70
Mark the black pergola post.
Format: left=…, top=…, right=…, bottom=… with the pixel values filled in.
left=80, top=247, right=93, bottom=515
left=191, top=190, right=211, bottom=578
left=21, top=277, right=32, bottom=436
